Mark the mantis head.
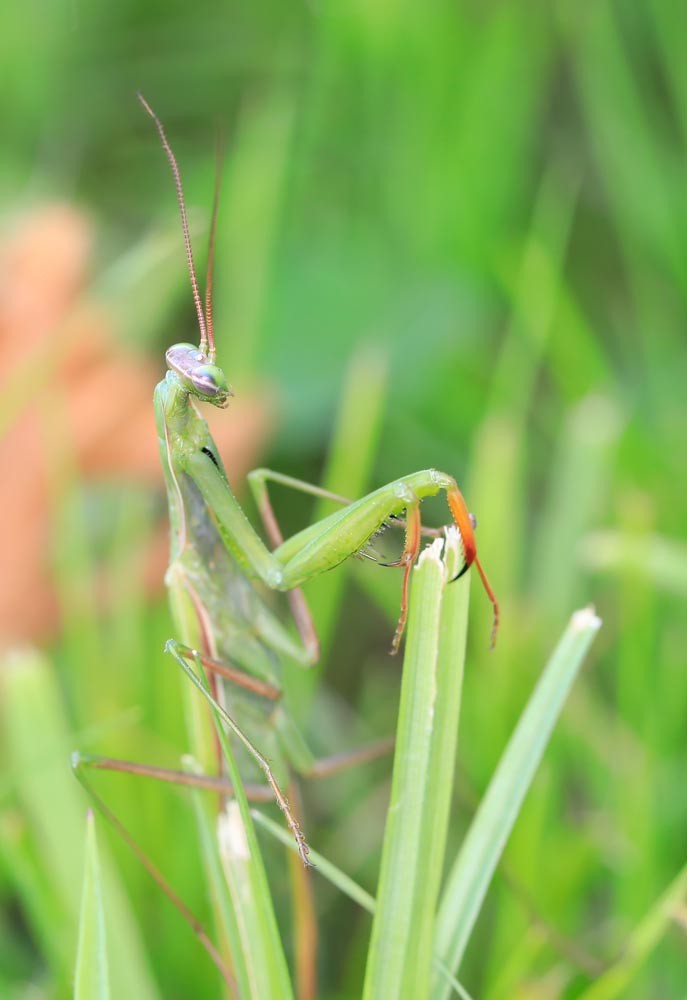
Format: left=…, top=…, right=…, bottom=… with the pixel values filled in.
left=166, top=343, right=232, bottom=408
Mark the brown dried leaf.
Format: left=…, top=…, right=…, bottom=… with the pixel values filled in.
left=0, top=205, right=274, bottom=642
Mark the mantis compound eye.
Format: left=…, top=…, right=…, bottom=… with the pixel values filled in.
left=469, top=512, right=478, bottom=530
left=192, top=364, right=231, bottom=400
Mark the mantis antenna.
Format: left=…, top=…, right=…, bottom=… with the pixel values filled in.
left=204, top=130, right=225, bottom=359
left=137, top=92, right=214, bottom=359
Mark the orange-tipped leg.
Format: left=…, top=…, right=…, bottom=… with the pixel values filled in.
left=446, top=486, right=499, bottom=648
left=473, top=555, right=500, bottom=649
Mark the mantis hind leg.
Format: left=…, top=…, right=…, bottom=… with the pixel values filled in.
left=74, top=736, right=395, bottom=794
left=72, top=752, right=236, bottom=989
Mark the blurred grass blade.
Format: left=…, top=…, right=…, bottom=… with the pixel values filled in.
left=573, top=2, right=683, bottom=288
left=98, top=226, right=200, bottom=348
left=288, top=344, right=388, bottom=721
left=363, top=530, right=470, bottom=1000
left=74, top=811, right=110, bottom=1000
left=215, top=94, right=295, bottom=380
left=468, top=164, right=579, bottom=613
left=433, top=607, right=602, bottom=998
left=177, top=654, right=295, bottom=999
left=305, top=346, right=388, bottom=652
left=0, top=808, right=66, bottom=980
left=0, top=649, right=160, bottom=1000
left=578, top=860, right=687, bottom=1000
left=581, top=529, right=687, bottom=596
left=529, top=395, right=622, bottom=622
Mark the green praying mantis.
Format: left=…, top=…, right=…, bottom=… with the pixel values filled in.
left=74, top=96, right=498, bottom=894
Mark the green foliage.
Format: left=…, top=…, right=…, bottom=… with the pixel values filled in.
left=0, top=651, right=159, bottom=1000
left=434, top=607, right=602, bottom=998
left=363, top=537, right=470, bottom=999
left=0, top=1, right=685, bottom=998
left=74, top=813, right=110, bottom=1000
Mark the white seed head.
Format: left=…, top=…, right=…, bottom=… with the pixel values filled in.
left=217, top=800, right=250, bottom=861
left=570, top=605, right=602, bottom=633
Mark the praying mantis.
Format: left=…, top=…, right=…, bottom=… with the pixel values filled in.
left=74, top=94, right=498, bottom=937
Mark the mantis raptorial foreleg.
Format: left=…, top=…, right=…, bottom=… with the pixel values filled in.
left=247, top=467, right=443, bottom=654
left=192, top=454, right=499, bottom=647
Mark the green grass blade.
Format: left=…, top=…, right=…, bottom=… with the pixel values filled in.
left=0, top=808, right=67, bottom=982
left=214, top=94, right=296, bottom=381
left=363, top=530, right=470, bottom=1000
left=74, top=811, right=110, bottom=1000
left=252, top=808, right=376, bottom=915
left=216, top=800, right=294, bottom=1000
left=309, top=345, right=388, bottom=643
left=572, top=2, right=683, bottom=289
left=252, top=807, right=474, bottom=1000
left=172, top=648, right=295, bottom=999
left=578, top=859, right=687, bottom=1000
left=182, top=757, right=252, bottom=997
left=581, top=529, right=687, bottom=596
left=433, top=606, right=602, bottom=998
left=1, top=649, right=160, bottom=1000
left=529, top=395, right=621, bottom=623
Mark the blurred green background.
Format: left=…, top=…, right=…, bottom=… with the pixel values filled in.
left=1, top=1, right=685, bottom=998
